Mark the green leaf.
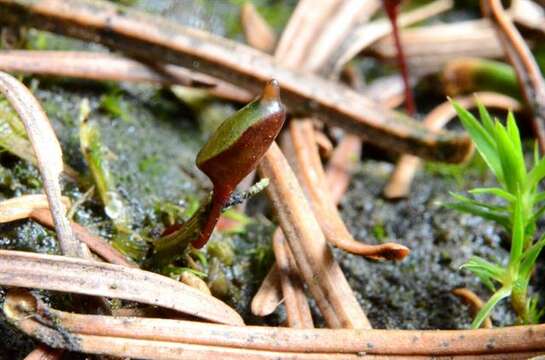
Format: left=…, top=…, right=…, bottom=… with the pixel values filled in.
left=471, top=286, right=511, bottom=328
left=509, top=193, right=525, bottom=266
left=451, top=100, right=503, bottom=182
left=506, top=112, right=523, bottom=161
left=477, top=101, right=495, bottom=135
left=461, top=256, right=505, bottom=291
left=450, top=193, right=507, bottom=212
left=445, top=200, right=510, bottom=229
left=533, top=191, right=545, bottom=204
left=469, top=187, right=515, bottom=202
left=527, top=156, right=545, bottom=190
left=494, top=121, right=526, bottom=193
left=519, top=234, right=545, bottom=281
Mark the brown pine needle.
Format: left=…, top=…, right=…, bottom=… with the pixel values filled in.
left=0, top=71, right=83, bottom=257
left=5, top=290, right=545, bottom=358
left=0, top=250, right=244, bottom=325
left=272, top=228, right=314, bottom=328
left=259, top=143, right=371, bottom=329
left=250, top=265, right=283, bottom=317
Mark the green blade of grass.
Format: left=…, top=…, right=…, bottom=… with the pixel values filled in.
left=471, top=286, right=511, bottom=328
left=452, top=100, right=503, bottom=182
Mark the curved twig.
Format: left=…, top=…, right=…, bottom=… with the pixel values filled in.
left=0, top=250, right=243, bottom=325
left=250, top=265, right=282, bottom=317
left=0, top=71, right=83, bottom=257
left=287, top=120, right=410, bottom=260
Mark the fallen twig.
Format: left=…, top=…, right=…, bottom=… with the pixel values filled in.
left=452, top=288, right=493, bottom=329
left=482, top=0, right=545, bottom=150
left=258, top=143, right=371, bottom=329
left=0, top=0, right=472, bottom=163
left=5, top=290, right=545, bottom=357
left=384, top=92, right=521, bottom=199
left=0, top=50, right=252, bottom=102
left=0, top=71, right=83, bottom=257
left=0, top=250, right=244, bottom=325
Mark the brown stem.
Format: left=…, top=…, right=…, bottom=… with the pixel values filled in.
left=0, top=50, right=252, bottom=102
left=287, top=120, right=409, bottom=260
left=452, top=288, right=493, bottom=329
left=0, top=0, right=471, bottom=163
left=0, top=250, right=243, bottom=325
left=258, top=143, right=371, bottom=329
left=383, top=92, right=521, bottom=199
left=383, top=0, right=416, bottom=115
left=5, top=290, right=545, bottom=357
left=482, top=0, right=545, bottom=151
left=272, top=228, right=314, bottom=328
left=30, top=208, right=137, bottom=268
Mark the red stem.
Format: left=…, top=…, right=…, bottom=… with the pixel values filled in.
left=192, top=187, right=231, bottom=249
left=384, top=0, right=416, bottom=116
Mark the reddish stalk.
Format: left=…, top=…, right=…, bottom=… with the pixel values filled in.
left=383, top=0, right=416, bottom=115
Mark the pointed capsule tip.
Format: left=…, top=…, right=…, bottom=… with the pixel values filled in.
left=262, top=79, right=280, bottom=101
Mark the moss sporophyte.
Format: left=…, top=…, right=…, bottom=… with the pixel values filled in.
left=149, top=79, right=285, bottom=266
left=450, top=101, right=545, bottom=328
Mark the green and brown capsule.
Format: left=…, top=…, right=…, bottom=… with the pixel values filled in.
left=193, top=79, right=286, bottom=248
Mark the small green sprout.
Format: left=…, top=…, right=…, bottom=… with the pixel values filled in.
left=449, top=100, right=545, bottom=328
